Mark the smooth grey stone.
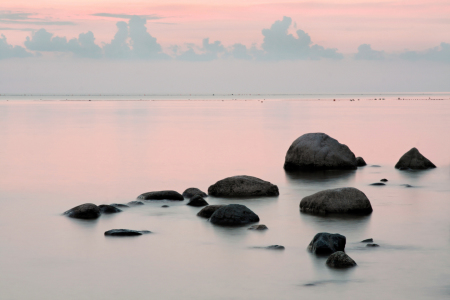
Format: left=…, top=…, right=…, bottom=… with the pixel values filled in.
left=104, top=229, right=151, bottom=236
left=371, top=165, right=381, bottom=167
left=248, top=224, right=268, bottom=230
left=197, top=205, right=225, bottom=218
left=370, top=182, right=385, bottom=186
left=308, top=232, right=346, bottom=254
left=395, top=147, right=436, bottom=170
left=326, top=251, right=357, bottom=268
left=366, top=243, right=380, bottom=247
left=128, top=200, right=144, bottom=206
left=380, top=179, right=388, bottom=182
left=284, top=133, right=357, bottom=171
left=64, top=203, right=101, bottom=220
left=187, top=195, right=209, bottom=207
left=300, top=187, right=373, bottom=215
left=210, top=204, right=259, bottom=226
left=208, top=175, right=279, bottom=197
left=161, top=205, right=169, bottom=208
left=265, top=245, right=285, bottom=250
left=111, top=203, right=129, bottom=208
left=137, top=190, right=184, bottom=201
left=99, top=204, right=122, bottom=214
left=361, top=238, right=373, bottom=243
left=182, top=188, right=208, bottom=198
left=356, top=157, right=367, bottom=167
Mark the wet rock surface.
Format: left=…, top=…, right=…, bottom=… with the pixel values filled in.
left=208, top=175, right=279, bottom=197
left=187, top=195, right=209, bottom=207
left=197, top=205, right=226, bottom=218
left=137, top=190, right=184, bottom=201
left=64, top=203, right=101, bottom=220
left=395, top=147, right=436, bottom=170
left=361, top=238, right=373, bottom=243
left=99, top=204, right=122, bottom=214
left=284, top=133, right=357, bottom=171
left=300, top=187, right=373, bottom=215
left=326, top=251, right=357, bottom=268
left=209, top=204, right=260, bottom=226
left=104, top=229, right=151, bottom=236
left=308, top=232, right=346, bottom=254
left=182, top=188, right=208, bottom=198
left=111, top=203, right=129, bottom=208
left=366, top=243, right=380, bottom=247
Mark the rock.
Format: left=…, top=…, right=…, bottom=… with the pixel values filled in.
left=63, top=203, right=101, bottom=220
left=137, top=190, right=184, bottom=201
left=300, top=187, right=373, bottom=215
left=248, top=224, right=268, bottom=230
left=265, top=245, right=285, bottom=250
left=104, top=229, right=151, bottom=236
left=326, top=251, right=357, bottom=268
left=208, top=175, right=279, bottom=197
left=402, top=184, right=413, bottom=188
left=197, top=205, right=226, bottom=218
left=187, top=195, right=209, bottom=207
left=182, top=188, right=208, bottom=198
left=307, top=232, right=346, bottom=254
left=370, top=182, right=385, bottom=186
left=356, top=157, right=367, bottom=167
left=395, top=148, right=436, bottom=170
left=111, top=203, right=129, bottom=208
left=371, top=165, right=381, bottom=167
left=361, top=238, right=373, bottom=243
left=161, top=205, right=169, bottom=208
left=99, top=204, right=122, bottom=214
left=210, top=204, right=260, bottom=226
left=380, top=179, right=388, bottom=182
left=128, top=200, right=144, bottom=206
left=283, top=133, right=357, bottom=171
left=366, top=243, right=379, bottom=247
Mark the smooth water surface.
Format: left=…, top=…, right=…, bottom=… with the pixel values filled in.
left=0, top=98, right=449, bottom=300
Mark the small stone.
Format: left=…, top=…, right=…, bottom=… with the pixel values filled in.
left=308, top=233, right=346, bottom=254
left=137, top=190, right=184, bottom=201
left=64, top=203, right=101, bottom=220
left=99, top=204, right=122, bottom=214
left=326, top=251, right=357, bottom=268
left=370, top=182, right=385, bottom=186
left=361, top=238, right=373, bottom=243
left=210, top=204, right=259, bottom=226
left=380, top=179, right=388, bottom=182
left=366, top=243, right=380, bottom=247
left=265, top=245, right=285, bottom=250
left=395, top=147, right=436, bottom=170
left=208, top=175, right=279, bottom=197
left=248, top=224, right=268, bottom=230
left=161, top=205, right=169, bottom=208
left=128, top=200, right=144, bottom=206
left=371, top=165, right=381, bottom=167
left=182, top=188, right=208, bottom=198
left=104, top=229, right=151, bottom=236
left=356, top=157, right=367, bottom=167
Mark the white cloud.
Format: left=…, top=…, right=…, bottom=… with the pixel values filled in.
left=0, top=34, right=32, bottom=59
left=400, top=42, right=450, bottom=62
left=354, top=44, right=385, bottom=60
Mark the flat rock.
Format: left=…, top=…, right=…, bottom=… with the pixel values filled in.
left=300, top=187, right=373, bottom=215
left=284, top=133, right=357, bottom=171
left=356, top=157, right=367, bottom=167
left=402, top=184, right=413, bottom=188
left=187, top=195, right=209, bottom=207
left=111, top=203, right=129, bottom=208
left=99, top=204, right=122, bottom=214
left=371, top=165, right=381, bottom=167
left=197, top=205, right=225, bottom=218
left=183, top=188, right=208, bottom=198
left=395, top=148, right=436, bottom=170
left=248, top=224, right=268, bottom=230
left=380, top=179, right=388, bottom=182
left=161, top=205, right=169, bottom=208
left=137, top=190, right=184, bottom=201
left=208, top=175, right=279, bottom=197
left=210, top=204, right=260, bottom=226
left=361, top=238, right=373, bottom=243
left=128, top=200, right=144, bottom=206
left=253, top=245, right=285, bottom=250
left=370, top=182, right=385, bottom=186
left=366, top=243, right=380, bottom=247
left=308, top=232, right=346, bottom=254
left=64, top=203, right=101, bottom=220
left=104, top=229, right=151, bottom=236
left=326, top=251, right=357, bottom=268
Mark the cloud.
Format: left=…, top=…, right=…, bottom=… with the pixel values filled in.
left=260, top=16, right=343, bottom=60
left=103, top=21, right=130, bottom=58
left=0, top=11, right=34, bottom=20
left=0, top=11, right=75, bottom=26
left=229, top=43, right=252, bottom=60
left=92, top=13, right=162, bottom=20
left=0, top=34, right=32, bottom=59
left=0, top=27, right=35, bottom=31
left=24, top=29, right=102, bottom=58
left=400, top=42, right=450, bottom=62
left=178, top=38, right=225, bottom=61
left=354, top=44, right=385, bottom=60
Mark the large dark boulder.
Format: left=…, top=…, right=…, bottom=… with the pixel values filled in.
left=300, top=187, right=373, bottom=215
left=104, top=229, right=151, bottom=236
left=308, top=232, right=346, bottom=254
left=183, top=188, right=208, bottom=198
left=326, top=251, right=356, bottom=268
left=64, top=203, right=101, bottom=220
left=356, top=157, right=367, bottom=167
left=208, top=175, right=279, bottom=197
left=187, top=195, right=209, bottom=207
left=99, top=204, right=122, bottom=214
left=137, top=190, right=184, bottom=201
left=284, top=133, right=357, bottom=171
left=210, top=204, right=260, bottom=226
left=395, top=148, right=436, bottom=170
left=197, top=205, right=226, bottom=218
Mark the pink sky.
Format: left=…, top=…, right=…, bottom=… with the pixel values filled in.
left=2, top=0, right=450, bottom=52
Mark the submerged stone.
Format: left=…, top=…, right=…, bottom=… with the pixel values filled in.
left=104, top=229, right=151, bottom=236
left=64, top=203, right=101, bottom=220
left=209, top=204, right=259, bottom=226
left=308, top=232, right=346, bottom=254
left=137, top=190, right=184, bottom=201
left=326, top=251, right=357, bottom=268
left=208, top=175, right=279, bottom=197
left=197, top=205, right=225, bottom=218
left=395, top=147, right=436, bottom=170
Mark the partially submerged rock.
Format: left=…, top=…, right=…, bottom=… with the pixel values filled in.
left=111, top=203, right=129, bottom=208
left=361, top=238, right=373, bottom=243
left=380, top=179, right=388, bottom=182
left=104, top=229, right=151, bottom=236
left=128, top=200, right=144, bottom=206
left=64, top=203, right=101, bottom=220
left=395, top=148, right=436, bottom=170
left=187, top=195, right=209, bottom=207
left=248, top=224, right=268, bottom=230
left=137, top=190, right=184, bottom=201
left=308, top=232, right=346, bottom=254
left=210, top=204, right=259, bottom=226
left=284, top=133, right=357, bottom=171
left=99, top=204, right=122, bottom=214
left=252, top=245, right=284, bottom=250
left=370, top=182, right=385, bottom=186
left=197, top=205, right=225, bottom=218
left=208, top=175, right=279, bottom=197
left=182, top=188, right=208, bottom=198
left=300, top=187, right=373, bottom=215
left=356, top=157, right=367, bottom=167
left=326, top=251, right=357, bottom=268
left=161, top=205, right=169, bottom=208
left=366, top=243, right=380, bottom=247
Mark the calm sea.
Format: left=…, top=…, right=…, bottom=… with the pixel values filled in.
left=0, top=94, right=449, bottom=300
